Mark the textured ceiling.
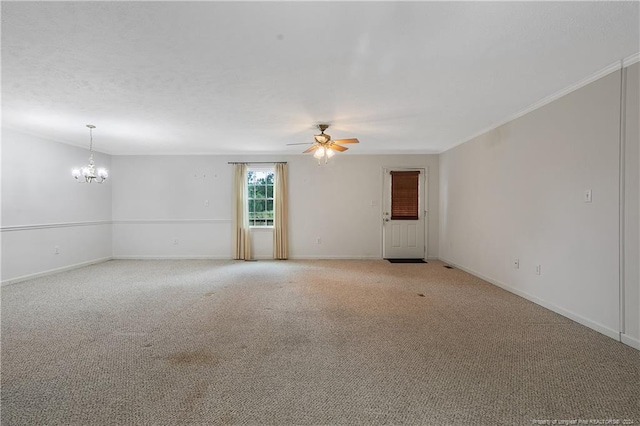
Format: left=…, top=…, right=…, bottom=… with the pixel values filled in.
left=2, top=1, right=639, bottom=155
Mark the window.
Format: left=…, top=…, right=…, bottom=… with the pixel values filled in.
left=391, top=171, right=419, bottom=220
left=247, top=169, right=274, bottom=227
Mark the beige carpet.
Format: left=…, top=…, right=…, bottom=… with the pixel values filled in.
left=1, top=259, right=638, bottom=425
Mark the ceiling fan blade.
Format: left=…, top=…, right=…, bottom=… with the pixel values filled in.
left=330, top=144, right=348, bottom=152
left=333, top=138, right=359, bottom=144
left=303, top=145, right=319, bottom=154
left=287, top=142, right=313, bottom=146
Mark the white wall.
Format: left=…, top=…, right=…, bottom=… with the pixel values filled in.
left=0, top=135, right=438, bottom=276
left=623, top=63, right=640, bottom=347
left=111, top=155, right=231, bottom=259
left=111, top=154, right=439, bottom=260
left=1, top=129, right=112, bottom=283
left=439, top=70, right=625, bottom=341
left=289, top=155, right=439, bottom=259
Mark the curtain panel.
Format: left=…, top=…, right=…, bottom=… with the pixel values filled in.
left=273, top=163, right=289, bottom=259
left=232, top=163, right=251, bottom=260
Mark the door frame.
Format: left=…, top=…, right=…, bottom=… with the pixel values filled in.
left=381, top=166, right=428, bottom=259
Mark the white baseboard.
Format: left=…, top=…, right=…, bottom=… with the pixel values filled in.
left=112, top=255, right=231, bottom=260
left=620, top=333, right=640, bottom=350
left=439, top=257, right=621, bottom=343
left=115, top=255, right=421, bottom=261
left=1, top=257, right=113, bottom=286
left=289, top=255, right=382, bottom=260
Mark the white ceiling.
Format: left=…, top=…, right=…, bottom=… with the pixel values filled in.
left=2, top=1, right=639, bottom=155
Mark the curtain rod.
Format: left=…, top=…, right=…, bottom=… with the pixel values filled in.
left=227, top=162, right=287, bottom=164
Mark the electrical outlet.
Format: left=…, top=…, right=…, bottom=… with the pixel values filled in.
left=535, top=264, right=541, bottom=275
left=54, top=246, right=60, bottom=255
left=316, top=238, right=321, bottom=244
left=204, top=200, right=210, bottom=207
left=514, top=258, right=519, bottom=269
left=173, top=238, right=179, bottom=245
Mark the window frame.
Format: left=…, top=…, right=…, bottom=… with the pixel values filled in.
left=246, top=166, right=275, bottom=228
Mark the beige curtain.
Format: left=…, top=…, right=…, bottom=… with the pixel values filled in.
left=273, top=162, right=288, bottom=260
left=232, top=163, right=251, bottom=260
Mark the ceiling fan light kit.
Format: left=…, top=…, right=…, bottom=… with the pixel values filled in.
left=288, top=124, right=359, bottom=165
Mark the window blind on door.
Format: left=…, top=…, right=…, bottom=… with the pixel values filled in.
left=391, top=171, right=419, bottom=220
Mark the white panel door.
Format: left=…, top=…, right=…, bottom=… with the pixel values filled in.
left=382, top=168, right=426, bottom=259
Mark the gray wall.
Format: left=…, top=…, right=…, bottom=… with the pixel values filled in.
left=439, top=65, right=639, bottom=348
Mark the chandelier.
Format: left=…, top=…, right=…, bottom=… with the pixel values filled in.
left=72, top=125, right=108, bottom=183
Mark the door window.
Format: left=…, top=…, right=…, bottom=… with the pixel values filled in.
left=391, top=171, right=419, bottom=220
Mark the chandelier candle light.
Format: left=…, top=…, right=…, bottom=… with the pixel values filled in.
left=72, top=124, right=108, bottom=183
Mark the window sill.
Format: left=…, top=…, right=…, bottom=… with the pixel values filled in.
left=250, top=226, right=274, bottom=231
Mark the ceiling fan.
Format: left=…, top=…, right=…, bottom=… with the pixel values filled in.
left=287, top=124, right=359, bottom=163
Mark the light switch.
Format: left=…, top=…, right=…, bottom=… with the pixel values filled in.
left=584, top=189, right=592, bottom=203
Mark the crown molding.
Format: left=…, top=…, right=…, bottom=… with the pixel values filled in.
left=623, top=52, right=640, bottom=68
left=2, top=125, right=112, bottom=155
left=443, top=52, right=640, bottom=154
